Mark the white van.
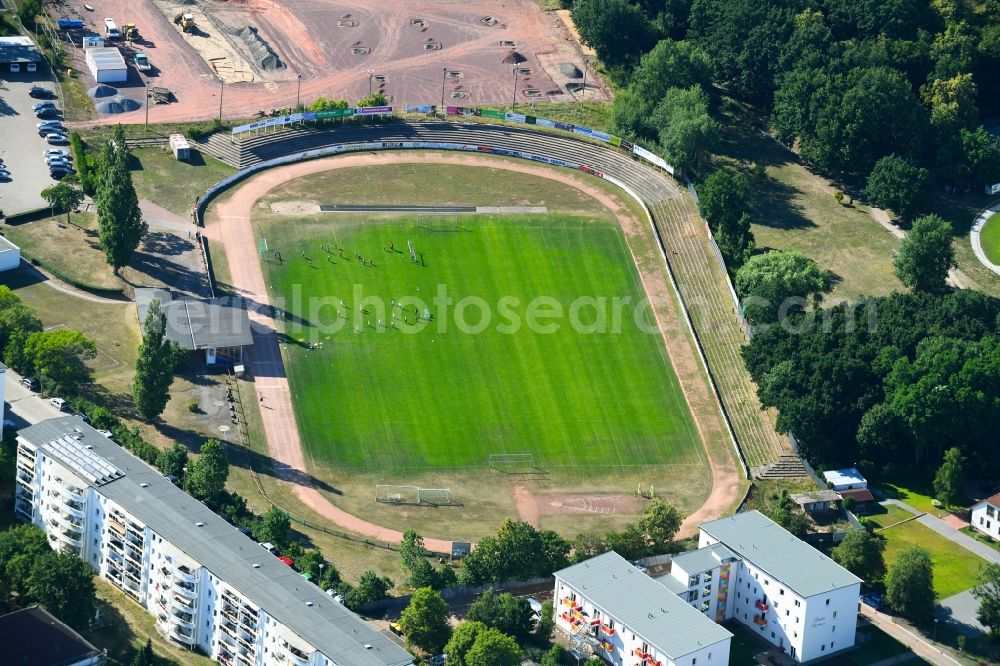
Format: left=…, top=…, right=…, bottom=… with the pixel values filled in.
left=104, top=17, right=120, bottom=40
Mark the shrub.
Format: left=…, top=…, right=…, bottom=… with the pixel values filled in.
left=187, top=400, right=200, bottom=413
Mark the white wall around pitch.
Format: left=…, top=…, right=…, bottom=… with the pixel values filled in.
left=0, top=244, right=21, bottom=272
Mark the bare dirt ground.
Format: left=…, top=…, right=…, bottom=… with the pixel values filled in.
left=204, top=151, right=743, bottom=547
left=63, top=0, right=607, bottom=126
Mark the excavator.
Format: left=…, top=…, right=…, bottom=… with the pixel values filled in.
left=173, top=12, right=196, bottom=33
left=122, top=23, right=139, bottom=42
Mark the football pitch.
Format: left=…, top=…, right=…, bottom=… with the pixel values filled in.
left=259, top=213, right=704, bottom=474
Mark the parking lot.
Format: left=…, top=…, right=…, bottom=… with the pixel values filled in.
left=0, top=73, right=68, bottom=216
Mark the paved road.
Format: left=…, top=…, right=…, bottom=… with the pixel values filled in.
left=4, top=367, right=67, bottom=427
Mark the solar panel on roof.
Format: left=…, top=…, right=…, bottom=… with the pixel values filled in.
left=47, top=435, right=124, bottom=486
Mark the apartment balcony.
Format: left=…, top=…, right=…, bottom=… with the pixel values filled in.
left=173, top=567, right=197, bottom=585
left=62, top=500, right=85, bottom=519
left=599, top=623, right=616, bottom=636
left=219, top=629, right=237, bottom=646
left=17, top=445, right=35, bottom=459
left=170, top=611, right=195, bottom=630
left=238, top=629, right=255, bottom=646
left=173, top=581, right=197, bottom=599
left=281, top=641, right=310, bottom=665
left=124, top=546, right=143, bottom=566
left=218, top=649, right=234, bottom=665
left=14, top=501, right=33, bottom=521
left=170, top=595, right=194, bottom=614
left=16, top=468, right=33, bottom=484
left=59, top=527, right=83, bottom=546
left=107, top=519, right=125, bottom=536
left=108, top=538, right=124, bottom=553
left=562, top=597, right=578, bottom=608
left=125, top=532, right=144, bottom=546
left=755, top=600, right=769, bottom=612
left=170, top=627, right=195, bottom=645
left=58, top=484, right=84, bottom=500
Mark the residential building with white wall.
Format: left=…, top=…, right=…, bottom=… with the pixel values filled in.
left=696, top=511, right=862, bottom=662
left=971, top=492, right=1000, bottom=540
left=553, top=551, right=733, bottom=666
left=14, top=416, right=413, bottom=666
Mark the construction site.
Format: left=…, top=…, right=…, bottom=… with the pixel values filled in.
left=48, top=0, right=608, bottom=124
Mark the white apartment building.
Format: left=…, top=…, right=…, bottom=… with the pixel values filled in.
left=691, top=511, right=862, bottom=662
left=556, top=511, right=861, bottom=665
left=970, top=492, right=1000, bottom=540
left=553, top=551, right=733, bottom=666
left=14, top=416, right=413, bottom=666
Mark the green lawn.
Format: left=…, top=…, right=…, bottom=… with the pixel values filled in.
left=261, top=214, right=702, bottom=473
left=878, top=518, right=987, bottom=599
left=876, top=481, right=967, bottom=518
left=980, top=213, right=1000, bottom=265
left=128, top=147, right=235, bottom=219
left=961, top=526, right=1000, bottom=553
left=865, top=504, right=917, bottom=530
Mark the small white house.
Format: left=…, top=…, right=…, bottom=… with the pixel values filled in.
left=85, top=46, right=127, bottom=83
left=0, top=236, right=21, bottom=272
left=823, top=468, right=868, bottom=491
left=971, top=493, right=1000, bottom=540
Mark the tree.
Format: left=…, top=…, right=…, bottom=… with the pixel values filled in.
left=652, top=85, right=718, bottom=175
left=444, top=621, right=486, bottom=666
left=132, top=299, right=184, bottom=421
left=27, top=551, right=96, bottom=630
left=130, top=640, right=154, bottom=666
left=184, top=438, right=229, bottom=503
left=959, top=126, right=1000, bottom=189
left=308, top=97, right=349, bottom=112
left=973, top=563, right=1000, bottom=639
left=535, top=600, right=555, bottom=645
left=156, top=444, right=189, bottom=483
left=933, top=447, right=965, bottom=507
left=894, top=214, right=956, bottom=293
left=571, top=0, right=659, bottom=71
left=399, top=530, right=425, bottom=576
left=256, top=506, right=292, bottom=548
left=0, top=524, right=50, bottom=599
left=0, top=286, right=42, bottom=357
left=16, top=0, right=41, bottom=28
left=630, top=39, right=713, bottom=101
left=735, top=250, right=831, bottom=326
left=22, top=329, right=97, bottom=396
left=922, top=73, right=978, bottom=139
left=346, top=570, right=393, bottom=611
left=698, top=169, right=755, bottom=270
left=460, top=520, right=570, bottom=585
left=541, top=645, right=567, bottom=666
left=863, top=155, right=929, bottom=220
left=356, top=92, right=388, bottom=108
left=465, top=627, right=521, bottom=666
left=95, top=125, right=147, bottom=274
left=885, top=546, right=935, bottom=624
left=399, top=587, right=452, bottom=655
left=40, top=182, right=85, bottom=225
left=831, top=530, right=887, bottom=584
left=637, top=497, right=682, bottom=553
left=466, top=590, right=534, bottom=642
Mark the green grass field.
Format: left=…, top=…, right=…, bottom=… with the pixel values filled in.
left=877, top=518, right=987, bottom=599
left=260, top=213, right=702, bottom=474
left=980, top=214, right=1000, bottom=265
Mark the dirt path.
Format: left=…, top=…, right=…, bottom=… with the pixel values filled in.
left=869, top=206, right=971, bottom=289
left=204, top=151, right=743, bottom=548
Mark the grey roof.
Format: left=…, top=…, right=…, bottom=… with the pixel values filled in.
left=0, top=235, right=20, bottom=252
left=135, top=288, right=254, bottom=351
left=651, top=572, right=687, bottom=595
left=19, top=417, right=412, bottom=666
left=789, top=490, right=842, bottom=505
left=823, top=468, right=867, bottom=486
left=555, top=551, right=731, bottom=659
left=699, top=511, right=862, bottom=598
left=0, top=606, right=101, bottom=666
left=669, top=543, right=737, bottom=576
left=0, top=36, right=42, bottom=63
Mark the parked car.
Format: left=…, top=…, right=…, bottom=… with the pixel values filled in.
left=0, top=172, right=11, bottom=182
left=427, top=655, right=446, bottom=666
left=46, top=134, right=70, bottom=146
left=37, top=120, right=64, bottom=130
left=35, top=109, right=61, bottom=119
left=46, top=155, right=71, bottom=165
left=48, top=397, right=69, bottom=411
left=20, top=377, right=39, bottom=391
left=49, top=166, right=73, bottom=179
left=28, top=86, right=56, bottom=99
left=43, top=149, right=70, bottom=159
left=32, top=101, right=56, bottom=112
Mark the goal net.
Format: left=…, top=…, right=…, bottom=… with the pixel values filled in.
left=488, top=453, right=536, bottom=474
left=374, top=485, right=460, bottom=506
left=374, top=485, right=419, bottom=505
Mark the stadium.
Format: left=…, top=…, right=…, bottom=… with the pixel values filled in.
left=197, top=114, right=768, bottom=549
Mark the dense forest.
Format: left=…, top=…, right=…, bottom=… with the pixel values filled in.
left=572, top=0, right=1000, bottom=189
left=570, top=0, right=1000, bottom=481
